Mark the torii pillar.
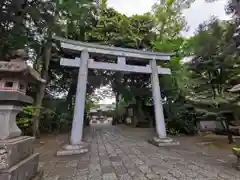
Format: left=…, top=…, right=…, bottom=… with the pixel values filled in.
left=149, top=59, right=179, bottom=146
left=57, top=51, right=89, bottom=156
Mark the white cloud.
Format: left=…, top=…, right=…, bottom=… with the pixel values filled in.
left=182, top=0, right=230, bottom=36
left=108, top=0, right=157, bottom=16
left=107, top=0, right=230, bottom=37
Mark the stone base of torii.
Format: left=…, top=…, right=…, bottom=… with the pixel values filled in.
left=55, top=37, right=179, bottom=156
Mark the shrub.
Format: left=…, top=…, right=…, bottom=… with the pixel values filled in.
left=39, top=107, right=72, bottom=133
left=17, top=105, right=73, bottom=135
left=165, top=103, right=198, bottom=135
left=17, top=106, right=36, bottom=135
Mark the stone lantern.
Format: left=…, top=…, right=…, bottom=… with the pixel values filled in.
left=0, top=50, right=45, bottom=180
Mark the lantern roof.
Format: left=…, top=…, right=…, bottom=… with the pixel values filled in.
left=0, top=49, right=45, bottom=83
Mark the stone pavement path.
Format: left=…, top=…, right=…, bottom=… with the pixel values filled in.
left=38, top=125, right=240, bottom=180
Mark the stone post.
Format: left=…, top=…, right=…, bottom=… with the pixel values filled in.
left=71, top=51, right=89, bottom=145
left=149, top=59, right=179, bottom=147
left=150, top=59, right=167, bottom=137
left=57, top=50, right=89, bottom=156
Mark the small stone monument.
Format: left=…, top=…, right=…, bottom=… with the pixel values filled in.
left=0, top=50, right=45, bottom=180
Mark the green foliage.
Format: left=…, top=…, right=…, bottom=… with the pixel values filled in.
left=152, top=0, right=194, bottom=40
left=182, top=15, right=240, bottom=141
left=39, top=108, right=72, bottom=133
left=17, top=106, right=36, bottom=135
left=165, top=103, right=197, bottom=135
left=187, top=18, right=240, bottom=99
left=17, top=103, right=73, bottom=135
left=6, top=0, right=240, bottom=138
left=152, top=21, right=197, bottom=135
left=87, top=9, right=156, bottom=49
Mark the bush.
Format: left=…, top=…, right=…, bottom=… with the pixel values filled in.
left=165, top=103, right=198, bottom=135
left=40, top=109, right=72, bottom=133
left=17, top=106, right=35, bottom=135
left=17, top=105, right=73, bottom=135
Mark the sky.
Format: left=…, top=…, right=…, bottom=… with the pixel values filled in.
left=99, top=0, right=230, bottom=104
left=108, top=0, right=230, bottom=37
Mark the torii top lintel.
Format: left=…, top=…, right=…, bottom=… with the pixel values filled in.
left=54, top=36, right=175, bottom=61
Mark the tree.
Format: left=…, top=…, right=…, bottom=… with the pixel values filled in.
left=0, top=0, right=96, bottom=137
left=185, top=17, right=240, bottom=142
left=85, top=8, right=158, bottom=125
left=188, top=18, right=239, bottom=99
left=152, top=0, right=196, bottom=102
left=152, top=0, right=195, bottom=39
left=6, top=0, right=240, bottom=138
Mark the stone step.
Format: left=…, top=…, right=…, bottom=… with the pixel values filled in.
left=0, top=153, right=39, bottom=180
left=0, top=136, right=34, bottom=170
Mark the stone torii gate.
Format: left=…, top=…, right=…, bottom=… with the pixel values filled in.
left=55, top=37, right=179, bottom=156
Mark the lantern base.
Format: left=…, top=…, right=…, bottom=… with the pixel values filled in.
left=0, top=105, right=23, bottom=140
left=0, top=136, right=40, bottom=180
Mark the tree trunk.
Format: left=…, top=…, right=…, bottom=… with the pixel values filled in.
left=228, top=132, right=234, bottom=144
left=132, top=115, right=138, bottom=127
left=32, top=39, right=52, bottom=138
left=227, top=126, right=234, bottom=144
left=32, top=84, right=45, bottom=138
left=132, top=97, right=144, bottom=127
left=225, top=120, right=234, bottom=144
left=112, top=91, right=120, bottom=125
left=66, top=81, right=75, bottom=112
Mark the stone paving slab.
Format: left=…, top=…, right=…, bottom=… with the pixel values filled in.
left=36, top=125, right=240, bottom=180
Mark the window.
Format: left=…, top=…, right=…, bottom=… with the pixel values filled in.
left=5, top=81, right=13, bottom=88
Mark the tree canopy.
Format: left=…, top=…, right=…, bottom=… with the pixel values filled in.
left=3, top=0, right=240, bottom=139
